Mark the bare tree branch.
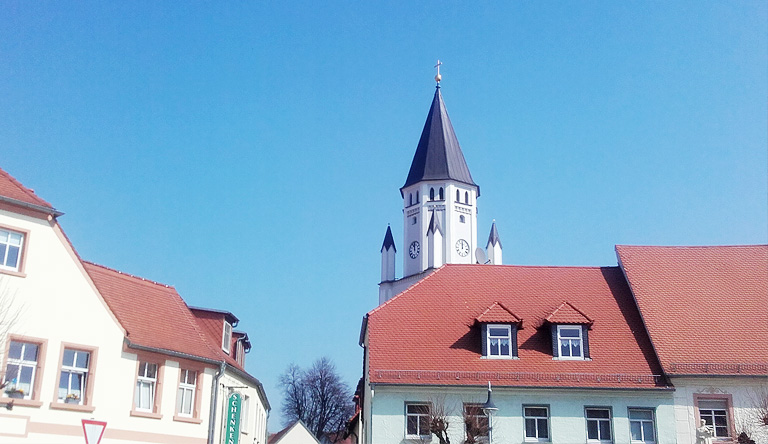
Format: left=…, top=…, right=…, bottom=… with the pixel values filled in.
left=279, top=357, right=354, bottom=440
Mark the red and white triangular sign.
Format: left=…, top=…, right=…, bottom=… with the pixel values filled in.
left=82, top=419, right=107, bottom=444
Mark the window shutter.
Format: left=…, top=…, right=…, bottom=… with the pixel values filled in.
left=481, top=324, right=488, bottom=356
left=511, top=324, right=518, bottom=358
left=550, top=324, right=559, bottom=357
left=582, top=325, right=590, bottom=359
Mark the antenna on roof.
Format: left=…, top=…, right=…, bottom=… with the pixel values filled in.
left=475, top=248, right=489, bottom=265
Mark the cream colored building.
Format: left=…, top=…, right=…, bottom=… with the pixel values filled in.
left=0, top=167, right=269, bottom=444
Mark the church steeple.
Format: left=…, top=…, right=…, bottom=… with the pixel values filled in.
left=401, top=86, right=479, bottom=196
left=400, top=74, right=480, bottom=278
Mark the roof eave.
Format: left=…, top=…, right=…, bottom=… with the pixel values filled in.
left=0, top=195, right=63, bottom=218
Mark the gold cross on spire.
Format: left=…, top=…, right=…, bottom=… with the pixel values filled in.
left=434, top=60, right=442, bottom=84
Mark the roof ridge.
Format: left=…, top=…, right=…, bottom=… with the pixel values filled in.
left=442, top=263, right=618, bottom=270
left=0, top=167, right=54, bottom=208
left=82, top=260, right=175, bottom=289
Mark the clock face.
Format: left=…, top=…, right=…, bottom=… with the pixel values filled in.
left=455, top=239, right=469, bottom=257
left=409, top=241, right=420, bottom=259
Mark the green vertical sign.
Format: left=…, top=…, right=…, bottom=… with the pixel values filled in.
left=225, top=392, right=241, bottom=444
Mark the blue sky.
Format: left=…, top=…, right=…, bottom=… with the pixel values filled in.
left=2, top=1, right=766, bottom=431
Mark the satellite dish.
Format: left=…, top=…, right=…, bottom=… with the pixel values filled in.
left=475, top=248, right=487, bottom=265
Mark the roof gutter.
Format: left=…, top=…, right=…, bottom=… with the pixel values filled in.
left=0, top=195, right=63, bottom=218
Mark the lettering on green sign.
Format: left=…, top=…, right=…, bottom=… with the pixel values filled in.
left=226, top=392, right=242, bottom=444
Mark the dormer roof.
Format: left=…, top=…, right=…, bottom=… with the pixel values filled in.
left=545, top=301, right=593, bottom=325
left=401, top=87, right=478, bottom=195
left=475, top=301, right=522, bottom=325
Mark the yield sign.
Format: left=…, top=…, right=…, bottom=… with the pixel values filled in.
left=82, top=419, right=107, bottom=444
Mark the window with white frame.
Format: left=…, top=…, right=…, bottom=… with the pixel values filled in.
left=135, top=362, right=158, bottom=411
left=405, top=403, right=431, bottom=438
left=585, top=408, right=612, bottom=442
left=4, top=341, right=39, bottom=399
left=629, top=409, right=656, bottom=443
left=0, top=229, right=24, bottom=271
left=524, top=406, right=550, bottom=442
left=58, top=349, right=90, bottom=404
left=177, top=369, right=196, bottom=416
left=698, top=399, right=730, bottom=438
left=464, top=404, right=489, bottom=442
left=487, top=324, right=512, bottom=357
left=557, top=325, right=583, bottom=359
left=222, top=322, right=233, bottom=353
left=241, top=394, right=250, bottom=433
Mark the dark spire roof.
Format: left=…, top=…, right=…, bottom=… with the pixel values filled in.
left=381, top=225, right=396, bottom=252
left=401, top=87, right=479, bottom=195
left=427, top=211, right=443, bottom=236
left=487, top=221, right=502, bottom=248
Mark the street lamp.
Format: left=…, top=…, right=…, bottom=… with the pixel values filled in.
left=481, top=382, right=497, bottom=442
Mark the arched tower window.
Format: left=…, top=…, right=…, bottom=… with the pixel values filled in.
left=460, top=215, right=465, bottom=223
left=409, top=193, right=413, bottom=206
left=430, top=188, right=435, bottom=201
left=439, top=187, right=444, bottom=200
left=465, top=192, right=469, bottom=204
left=416, top=191, right=419, bottom=203
left=456, top=189, right=461, bottom=201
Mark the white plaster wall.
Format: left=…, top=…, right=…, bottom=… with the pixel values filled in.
left=670, top=376, right=768, bottom=444
left=368, top=385, right=676, bottom=444
left=212, top=370, right=270, bottom=444
left=0, top=210, right=212, bottom=443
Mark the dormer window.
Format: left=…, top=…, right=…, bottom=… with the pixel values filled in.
left=475, top=302, right=521, bottom=359
left=546, top=301, right=593, bottom=360
left=222, top=322, right=233, bottom=354
left=487, top=324, right=512, bottom=357
left=556, top=326, right=583, bottom=359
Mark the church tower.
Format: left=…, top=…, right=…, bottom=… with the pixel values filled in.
left=378, top=65, right=501, bottom=305
left=400, top=74, right=479, bottom=277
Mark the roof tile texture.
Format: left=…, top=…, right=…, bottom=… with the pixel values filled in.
left=367, top=264, right=665, bottom=388
left=0, top=167, right=53, bottom=209
left=83, top=262, right=244, bottom=370
left=617, top=245, right=768, bottom=375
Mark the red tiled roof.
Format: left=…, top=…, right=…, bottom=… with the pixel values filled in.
left=83, top=262, right=244, bottom=371
left=0, top=167, right=54, bottom=209
left=546, top=301, right=593, bottom=324
left=475, top=302, right=521, bottom=325
left=616, top=245, right=768, bottom=376
left=366, top=264, right=667, bottom=389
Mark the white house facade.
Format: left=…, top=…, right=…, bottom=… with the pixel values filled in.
left=0, top=167, right=270, bottom=444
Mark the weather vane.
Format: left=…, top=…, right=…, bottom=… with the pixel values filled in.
left=434, top=59, right=442, bottom=84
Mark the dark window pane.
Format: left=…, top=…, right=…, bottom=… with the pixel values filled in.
left=587, top=409, right=610, bottom=419
left=599, top=421, right=611, bottom=439
left=587, top=421, right=598, bottom=439
left=62, top=349, right=75, bottom=367
left=6, top=246, right=19, bottom=268
left=525, top=418, right=536, bottom=437
left=407, top=416, right=417, bottom=434
left=538, top=418, right=548, bottom=438
left=6, top=364, right=19, bottom=381
left=630, top=422, right=642, bottom=440
left=8, top=341, right=22, bottom=360
left=23, top=344, right=38, bottom=361
left=19, top=366, right=33, bottom=384
left=714, top=414, right=727, bottom=426
left=642, top=422, right=654, bottom=440
left=75, top=352, right=89, bottom=369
